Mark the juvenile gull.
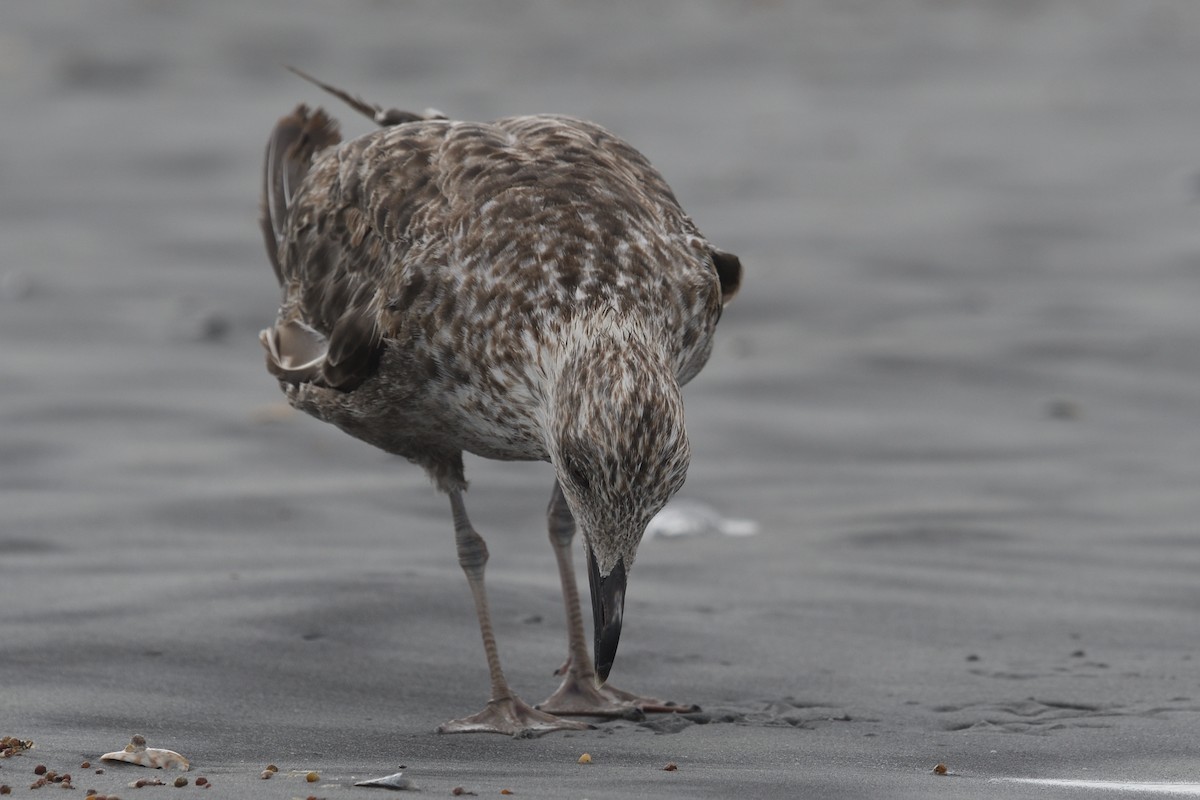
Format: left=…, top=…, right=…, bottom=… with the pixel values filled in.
left=259, top=71, right=743, bottom=737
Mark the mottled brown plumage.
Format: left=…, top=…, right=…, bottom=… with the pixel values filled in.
left=259, top=73, right=741, bottom=736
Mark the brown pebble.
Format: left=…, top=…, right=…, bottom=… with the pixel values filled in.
left=500, top=791, right=513, bottom=796
left=265, top=764, right=278, bottom=773
left=0, top=786, right=9, bottom=795
left=193, top=778, right=207, bottom=787
left=81, top=763, right=91, bottom=770
left=663, top=762, right=678, bottom=771
left=95, top=769, right=105, bottom=775
left=173, top=777, right=187, bottom=788
left=933, top=763, right=948, bottom=775
left=305, top=771, right=319, bottom=783
left=134, top=778, right=148, bottom=788
left=35, top=765, right=48, bottom=775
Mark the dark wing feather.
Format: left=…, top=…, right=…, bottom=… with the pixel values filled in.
left=260, top=105, right=341, bottom=286
left=709, top=248, right=743, bottom=304
left=266, top=118, right=451, bottom=392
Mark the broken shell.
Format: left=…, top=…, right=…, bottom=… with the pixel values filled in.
left=353, top=771, right=413, bottom=790
left=100, top=735, right=189, bottom=772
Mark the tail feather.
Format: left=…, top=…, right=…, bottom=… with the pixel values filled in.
left=260, top=104, right=341, bottom=286
left=285, top=65, right=447, bottom=127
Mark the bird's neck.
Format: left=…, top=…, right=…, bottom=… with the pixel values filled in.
left=549, top=317, right=680, bottom=422
left=544, top=317, right=691, bottom=575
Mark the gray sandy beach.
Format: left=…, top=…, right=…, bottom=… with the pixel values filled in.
left=3, top=1, right=1200, bottom=797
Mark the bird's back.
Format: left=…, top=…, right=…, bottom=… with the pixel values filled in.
left=261, top=106, right=741, bottom=469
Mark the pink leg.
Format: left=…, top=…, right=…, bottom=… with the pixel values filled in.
left=437, top=490, right=591, bottom=737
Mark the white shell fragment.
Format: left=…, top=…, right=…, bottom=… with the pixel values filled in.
left=354, top=771, right=414, bottom=790
left=100, top=734, right=190, bottom=771
left=645, top=500, right=760, bottom=540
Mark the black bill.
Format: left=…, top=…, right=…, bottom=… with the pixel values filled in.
left=587, top=547, right=626, bottom=686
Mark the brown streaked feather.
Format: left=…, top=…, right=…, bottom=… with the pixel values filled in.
left=259, top=83, right=741, bottom=492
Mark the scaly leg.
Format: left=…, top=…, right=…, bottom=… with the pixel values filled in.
left=437, top=490, right=591, bottom=737
left=536, top=481, right=698, bottom=718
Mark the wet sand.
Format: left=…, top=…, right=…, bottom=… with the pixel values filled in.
left=3, top=2, right=1200, bottom=797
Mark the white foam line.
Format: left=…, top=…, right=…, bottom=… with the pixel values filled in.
left=991, top=778, right=1200, bottom=795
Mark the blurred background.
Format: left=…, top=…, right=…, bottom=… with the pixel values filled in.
left=3, top=0, right=1200, bottom=770
left=4, top=0, right=1199, bottom=544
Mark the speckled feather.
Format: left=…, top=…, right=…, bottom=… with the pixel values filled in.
left=260, top=92, right=741, bottom=574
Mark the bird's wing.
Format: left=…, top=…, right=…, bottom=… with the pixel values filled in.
left=262, top=104, right=455, bottom=391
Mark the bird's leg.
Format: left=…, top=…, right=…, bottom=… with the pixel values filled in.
left=536, top=481, right=698, bottom=718
left=437, top=490, right=590, bottom=737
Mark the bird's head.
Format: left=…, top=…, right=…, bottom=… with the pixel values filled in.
left=549, top=327, right=691, bottom=685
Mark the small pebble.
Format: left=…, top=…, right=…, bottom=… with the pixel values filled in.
left=933, top=763, right=948, bottom=775
left=577, top=753, right=592, bottom=764
left=35, top=765, right=47, bottom=776
left=663, top=762, right=678, bottom=771
left=264, top=764, right=278, bottom=773
left=194, top=777, right=207, bottom=787
left=173, top=777, right=188, bottom=788
left=81, top=762, right=91, bottom=770
left=306, top=771, right=320, bottom=782
left=95, top=769, right=105, bottom=775
left=260, top=770, right=273, bottom=780
left=0, top=786, right=10, bottom=795
left=500, top=791, right=513, bottom=796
